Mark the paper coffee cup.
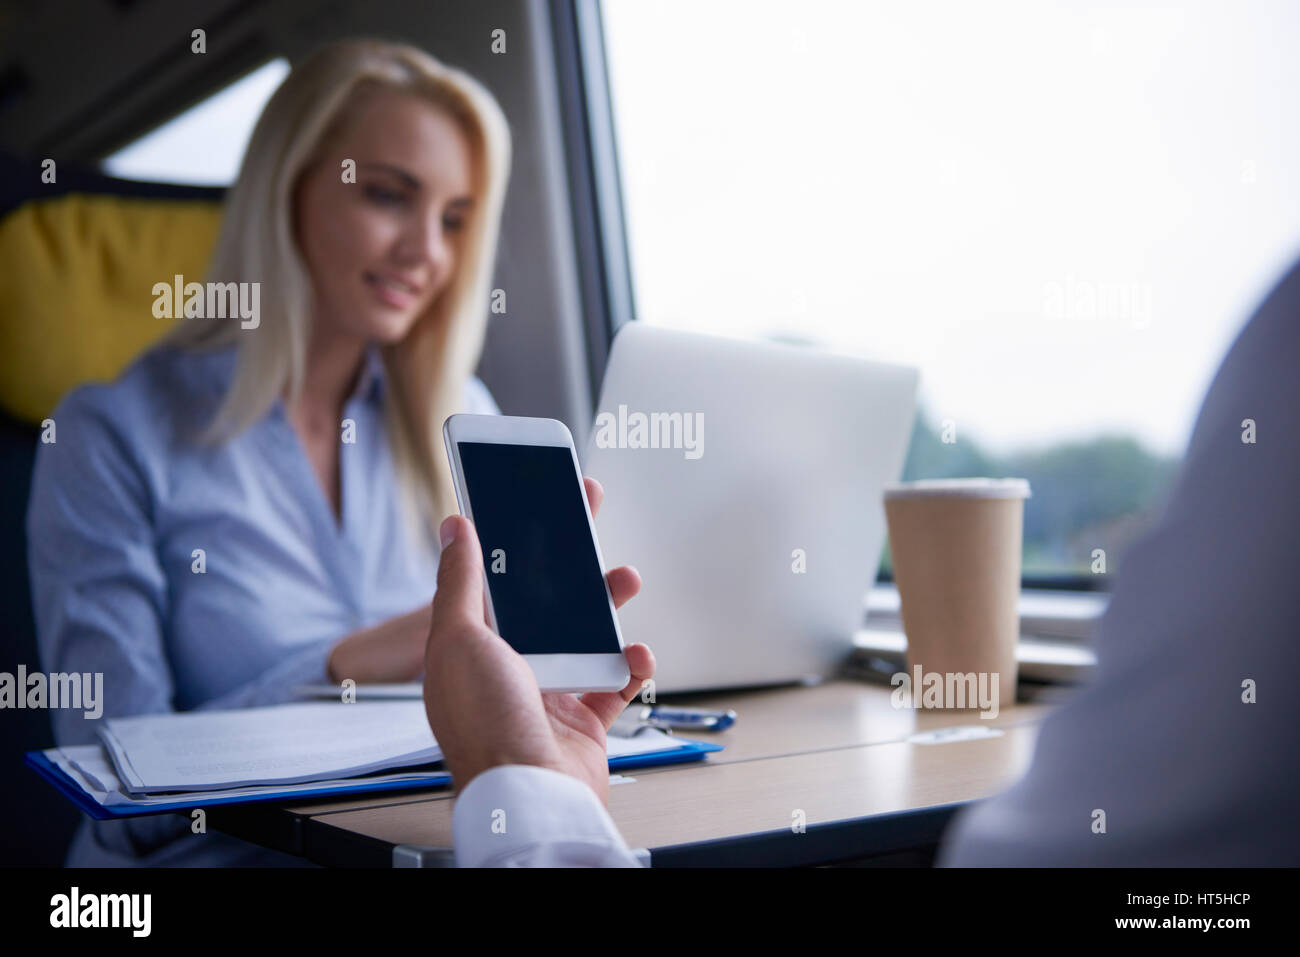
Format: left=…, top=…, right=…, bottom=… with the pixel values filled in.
left=883, top=478, right=1030, bottom=712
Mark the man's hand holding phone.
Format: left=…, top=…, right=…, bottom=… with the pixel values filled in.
left=423, top=476, right=655, bottom=805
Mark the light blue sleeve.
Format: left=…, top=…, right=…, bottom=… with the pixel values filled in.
left=27, top=386, right=176, bottom=748
left=190, top=643, right=334, bottom=712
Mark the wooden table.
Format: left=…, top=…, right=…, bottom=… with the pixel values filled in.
left=208, top=679, right=1054, bottom=867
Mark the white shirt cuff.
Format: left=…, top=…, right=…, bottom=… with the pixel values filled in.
left=452, top=764, right=642, bottom=867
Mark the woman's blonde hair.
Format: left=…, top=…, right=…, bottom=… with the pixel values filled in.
left=168, top=38, right=510, bottom=532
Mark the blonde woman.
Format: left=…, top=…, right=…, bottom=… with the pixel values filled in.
left=26, top=39, right=645, bottom=866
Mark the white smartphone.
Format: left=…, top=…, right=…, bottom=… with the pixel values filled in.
left=442, top=413, right=631, bottom=693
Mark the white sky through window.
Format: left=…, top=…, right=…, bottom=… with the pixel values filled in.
left=601, top=0, right=1300, bottom=458
left=103, top=58, right=291, bottom=187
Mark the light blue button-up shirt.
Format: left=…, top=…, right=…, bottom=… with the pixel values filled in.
left=27, top=341, right=499, bottom=865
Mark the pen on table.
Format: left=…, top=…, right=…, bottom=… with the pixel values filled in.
left=609, top=705, right=737, bottom=737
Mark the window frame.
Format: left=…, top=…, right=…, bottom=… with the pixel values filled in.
left=550, top=0, right=638, bottom=404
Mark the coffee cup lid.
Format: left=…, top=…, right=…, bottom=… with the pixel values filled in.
left=883, top=477, right=1031, bottom=499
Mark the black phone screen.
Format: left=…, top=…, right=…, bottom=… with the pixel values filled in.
left=455, top=441, right=622, bottom=656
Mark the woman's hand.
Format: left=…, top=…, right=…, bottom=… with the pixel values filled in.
left=326, top=605, right=431, bottom=685
left=422, top=476, right=655, bottom=804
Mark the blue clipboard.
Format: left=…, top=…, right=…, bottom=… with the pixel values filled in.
left=24, top=739, right=723, bottom=820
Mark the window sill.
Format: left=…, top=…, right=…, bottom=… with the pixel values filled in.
left=864, top=582, right=1108, bottom=642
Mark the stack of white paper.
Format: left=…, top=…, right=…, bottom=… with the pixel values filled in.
left=42, top=698, right=694, bottom=810
left=99, top=700, right=440, bottom=794
left=48, top=745, right=443, bottom=808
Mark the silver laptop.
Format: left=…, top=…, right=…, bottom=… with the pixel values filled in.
left=582, top=323, right=918, bottom=694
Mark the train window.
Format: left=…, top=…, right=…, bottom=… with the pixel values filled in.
left=102, top=58, right=290, bottom=186
left=599, top=0, right=1300, bottom=581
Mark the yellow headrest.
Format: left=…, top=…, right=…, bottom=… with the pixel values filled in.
left=0, top=193, right=222, bottom=424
